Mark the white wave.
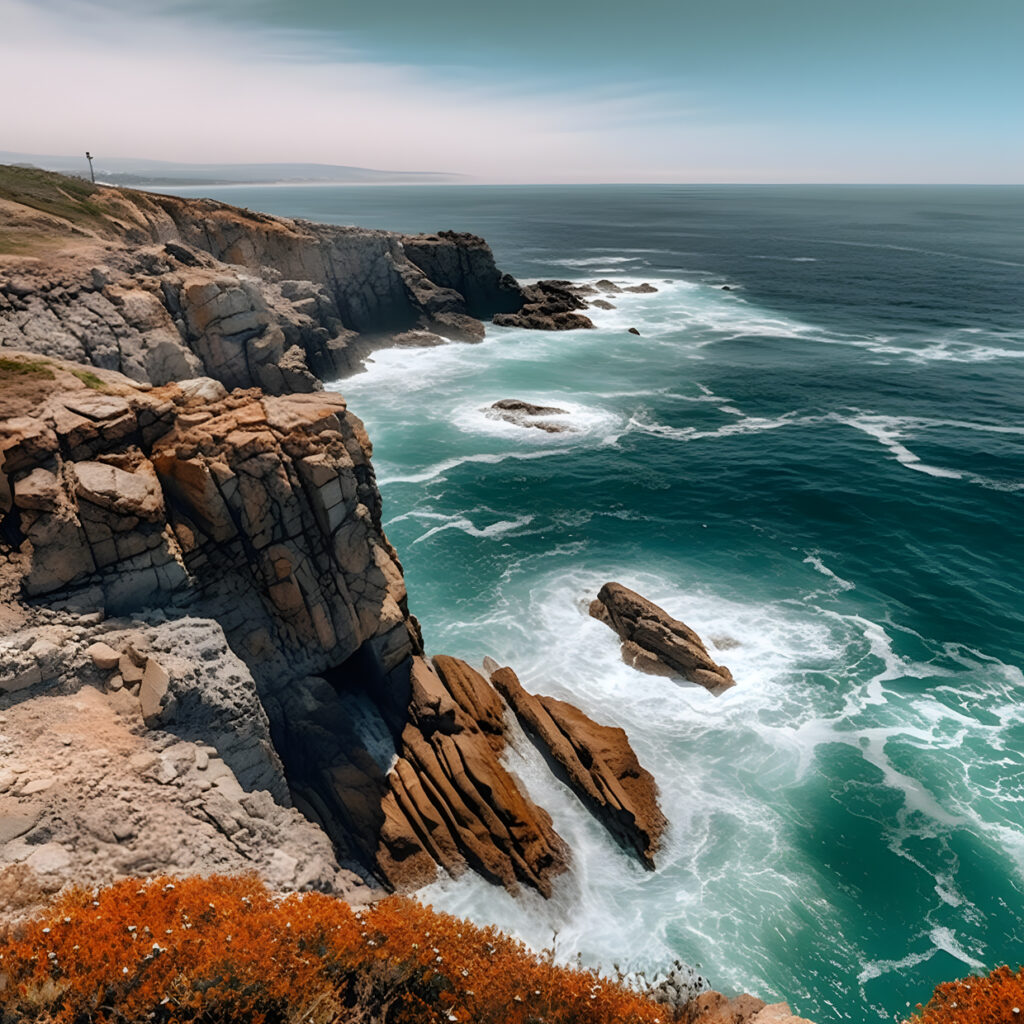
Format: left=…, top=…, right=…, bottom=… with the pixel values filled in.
left=376, top=447, right=572, bottom=486
left=835, top=412, right=1024, bottom=488
left=628, top=409, right=814, bottom=443
left=803, top=553, right=856, bottom=591
left=546, top=255, right=642, bottom=267
left=857, top=926, right=984, bottom=986
left=452, top=396, right=625, bottom=445
left=748, top=255, right=819, bottom=262
left=410, top=511, right=535, bottom=545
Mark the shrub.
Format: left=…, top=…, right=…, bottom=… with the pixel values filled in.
left=907, top=964, right=1024, bottom=1024
left=0, top=875, right=671, bottom=1024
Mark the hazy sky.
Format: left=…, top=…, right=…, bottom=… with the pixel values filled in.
left=2, top=0, right=1022, bottom=182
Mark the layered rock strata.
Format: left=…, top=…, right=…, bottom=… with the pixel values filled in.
left=486, top=659, right=666, bottom=867
left=0, top=353, right=664, bottom=899
left=590, top=582, right=736, bottom=693
left=0, top=171, right=531, bottom=389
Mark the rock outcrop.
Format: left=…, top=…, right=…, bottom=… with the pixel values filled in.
left=589, top=582, right=736, bottom=693
left=487, top=660, right=665, bottom=867
left=486, top=398, right=573, bottom=433
left=493, top=280, right=595, bottom=331
left=0, top=169, right=531, bottom=390
left=0, top=353, right=663, bottom=899
left=271, top=655, right=569, bottom=897
left=0, top=615, right=375, bottom=904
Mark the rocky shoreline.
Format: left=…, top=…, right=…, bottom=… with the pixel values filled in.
left=0, top=167, right=809, bottom=1023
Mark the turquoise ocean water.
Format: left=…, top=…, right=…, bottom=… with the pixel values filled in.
left=170, top=184, right=1024, bottom=1021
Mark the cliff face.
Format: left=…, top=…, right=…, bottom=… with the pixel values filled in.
left=0, top=169, right=663, bottom=906
left=0, top=173, right=526, bottom=392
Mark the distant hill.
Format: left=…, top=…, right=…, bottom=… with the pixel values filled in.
left=0, top=151, right=464, bottom=186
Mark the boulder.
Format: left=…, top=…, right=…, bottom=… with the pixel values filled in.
left=589, top=582, right=736, bottom=693
left=486, top=399, right=572, bottom=433
left=488, top=661, right=665, bottom=867
left=85, top=641, right=121, bottom=671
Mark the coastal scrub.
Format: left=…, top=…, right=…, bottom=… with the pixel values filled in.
left=906, top=965, right=1024, bottom=1024
left=0, top=875, right=668, bottom=1024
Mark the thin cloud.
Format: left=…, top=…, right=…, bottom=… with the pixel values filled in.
left=0, top=0, right=705, bottom=182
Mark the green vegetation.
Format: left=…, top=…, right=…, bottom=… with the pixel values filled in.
left=70, top=368, right=107, bottom=390
left=0, top=164, right=110, bottom=233
left=0, top=355, right=55, bottom=380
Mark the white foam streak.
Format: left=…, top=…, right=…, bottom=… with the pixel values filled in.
left=412, top=512, right=534, bottom=545
left=376, top=447, right=571, bottom=485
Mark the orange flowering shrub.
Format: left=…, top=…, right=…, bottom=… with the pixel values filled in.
left=0, top=875, right=669, bottom=1024
left=907, top=965, right=1024, bottom=1024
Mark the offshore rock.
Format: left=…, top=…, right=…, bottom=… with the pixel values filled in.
left=589, top=582, right=736, bottom=693
left=488, top=661, right=666, bottom=867
left=493, top=280, right=595, bottom=331
left=487, top=398, right=572, bottom=433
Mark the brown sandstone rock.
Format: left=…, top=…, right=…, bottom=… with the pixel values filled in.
left=488, top=661, right=666, bottom=867
left=376, top=655, right=568, bottom=896
left=589, top=582, right=736, bottom=693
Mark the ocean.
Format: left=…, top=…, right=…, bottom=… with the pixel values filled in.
left=168, top=182, right=1024, bottom=1022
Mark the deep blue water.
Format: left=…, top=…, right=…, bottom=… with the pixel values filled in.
left=171, top=183, right=1024, bottom=1022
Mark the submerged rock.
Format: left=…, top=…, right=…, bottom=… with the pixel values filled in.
left=628, top=327, right=641, bottom=336
left=624, top=283, right=659, bottom=293
left=487, top=398, right=573, bottom=433
left=589, top=582, right=736, bottom=694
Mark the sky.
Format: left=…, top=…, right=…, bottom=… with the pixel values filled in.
left=1, top=0, right=1021, bottom=183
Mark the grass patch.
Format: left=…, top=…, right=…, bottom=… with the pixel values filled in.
left=70, top=368, right=107, bottom=390
left=0, top=355, right=55, bottom=380
left=0, top=164, right=111, bottom=231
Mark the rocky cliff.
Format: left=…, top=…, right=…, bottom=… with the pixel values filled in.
left=0, top=169, right=815, bottom=1024
left=0, top=169, right=663, bottom=904
left=0, top=167, right=527, bottom=392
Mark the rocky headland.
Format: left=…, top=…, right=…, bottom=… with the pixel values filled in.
left=0, top=167, right=808, bottom=1023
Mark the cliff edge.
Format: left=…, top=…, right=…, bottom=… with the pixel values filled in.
left=0, top=168, right=662, bottom=903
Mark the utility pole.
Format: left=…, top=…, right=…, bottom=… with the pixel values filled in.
left=85, top=151, right=95, bottom=183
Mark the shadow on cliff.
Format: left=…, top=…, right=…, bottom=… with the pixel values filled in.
left=267, top=641, right=407, bottom=878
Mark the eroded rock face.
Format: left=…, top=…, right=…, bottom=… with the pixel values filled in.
left=0, top=616, right=375, bottom=905
left=0, top=362, right=417, bottom=688
left=0, top=188, right=529, bottom=391
left=400, top=231, right=525, bottom=319
left=589, top=582, right=736, bottom=694
left=487, top=661, right=665, bottom=868
left=272, top=654, right=569, bottom=896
